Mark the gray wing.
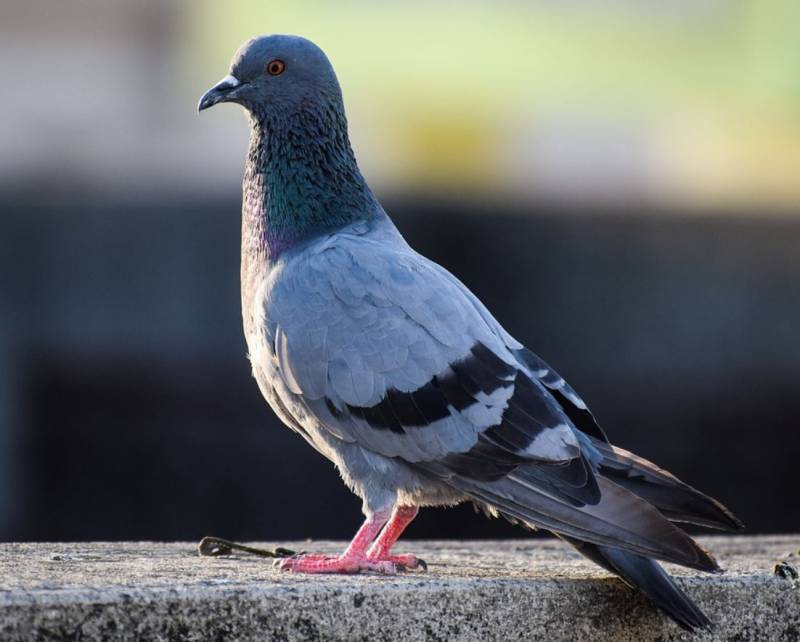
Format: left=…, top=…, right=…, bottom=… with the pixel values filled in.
left=265, top=224, right=584, bottom=475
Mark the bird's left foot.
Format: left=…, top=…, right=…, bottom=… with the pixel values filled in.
left=274, top=552, right=426, bottom=574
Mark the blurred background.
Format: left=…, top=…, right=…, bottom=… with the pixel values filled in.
left=1, top=0, right=798, bottom=543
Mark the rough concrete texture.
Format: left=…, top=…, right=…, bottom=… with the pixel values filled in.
left=0, top=536, right=797, bottom=641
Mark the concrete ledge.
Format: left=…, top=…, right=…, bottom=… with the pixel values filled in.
left=0, top=536, right=798, bottom=641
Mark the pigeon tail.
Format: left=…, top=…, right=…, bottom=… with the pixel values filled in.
left=433, top=469, right=720, bottom=572
left=590, top=440, right=744, bottom=532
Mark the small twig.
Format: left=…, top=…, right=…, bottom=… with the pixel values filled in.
left=197, top=536, right=297, bottom=559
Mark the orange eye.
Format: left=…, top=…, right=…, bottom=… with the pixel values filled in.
left=267, top=59, right=286, bottom=76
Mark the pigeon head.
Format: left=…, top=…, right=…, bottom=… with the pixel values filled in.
left=198, top=35, right=342, bottom=117
left=199, top=35, right=380, bottom=260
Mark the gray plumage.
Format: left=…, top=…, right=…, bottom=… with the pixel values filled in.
left=199, top=34, right=742, bottom=631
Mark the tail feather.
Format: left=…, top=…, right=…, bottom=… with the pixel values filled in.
left=447, top=471, right=720, bottom=572
left=592, top=441, right=744, bottom=531
left=561, top=536, right=712, bottom=631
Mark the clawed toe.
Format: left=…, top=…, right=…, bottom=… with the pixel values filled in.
left=274, top=553, right=399, bottom=574
left=372, top=553, right=427, bottom=572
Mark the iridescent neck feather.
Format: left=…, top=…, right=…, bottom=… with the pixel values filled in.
left=241, top=96, right=380, bottom=262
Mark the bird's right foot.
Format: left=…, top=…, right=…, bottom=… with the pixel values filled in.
left=274, top=553, right=399, bottom=574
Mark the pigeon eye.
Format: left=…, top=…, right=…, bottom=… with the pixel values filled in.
left=267, top=60, right=286, bottom=76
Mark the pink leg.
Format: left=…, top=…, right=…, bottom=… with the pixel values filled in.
left=276, top=509, right=398, bottom=574
left=367, top=506, right=425, bottom=570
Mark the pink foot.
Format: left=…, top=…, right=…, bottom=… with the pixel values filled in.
left=274, top=553, right=398, bottom=574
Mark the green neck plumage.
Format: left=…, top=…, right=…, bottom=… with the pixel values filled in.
left=242, top=96, right=380, bottom=261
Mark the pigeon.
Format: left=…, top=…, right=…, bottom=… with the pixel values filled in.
left=198, top=34, right=743, bottom=630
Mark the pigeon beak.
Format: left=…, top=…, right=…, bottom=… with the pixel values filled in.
left=198, top=74, right=243, bottom=112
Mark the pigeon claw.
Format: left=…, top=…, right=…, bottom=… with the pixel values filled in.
left=371, top=553, right=427, bottom=572
left=274, top=553, right=399, bottom=574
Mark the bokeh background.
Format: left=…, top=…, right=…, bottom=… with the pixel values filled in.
left=1, top=0, right=798, bottom=543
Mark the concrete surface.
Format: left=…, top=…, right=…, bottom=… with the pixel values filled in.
left=0, top=536, right=798, bottom=641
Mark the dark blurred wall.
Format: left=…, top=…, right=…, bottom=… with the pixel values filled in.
left=1, top=195, right=798, bottom=542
